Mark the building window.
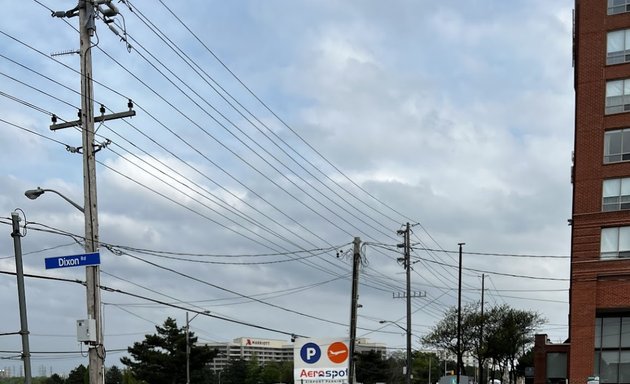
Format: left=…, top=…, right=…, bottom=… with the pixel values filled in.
left=608, top=30, right=630, bottom=65
left=604, top=178, right=630, bottom=211
left=609, top=0, right=630, bottom=15
left=606, top=79, right=630, bottom=114
left=595, top=316, right=630, bottom=384
left=601, top=226, right=630, bottom=259
left=604, top=129, right=630, bottom=163
left=547, top=353, right=567, bottom=380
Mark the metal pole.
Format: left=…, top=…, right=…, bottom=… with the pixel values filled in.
left=11, top=212, right=31, bottom=384
left=405, top=223, right=412, bottom=384
left=79, top=3, right=104, bottom=384
left=186, top=312, right=190, bottom=384
left=457, top=243, right=465, bottom=384
left=479, top=274, right=485, bottom=384
left=348, top=237, right=361, bottom=384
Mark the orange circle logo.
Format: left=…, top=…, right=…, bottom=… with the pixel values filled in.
left=327, top=341, right=349, bottom=364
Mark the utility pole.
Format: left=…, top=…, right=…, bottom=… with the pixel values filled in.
left=400, top=223, right=412, bottom=384
left=348, top=237, right=361, bottom=384
left=50, top=3, right=135, bottom=384
left=457, top=243, right=465, bottom=384
left=78, top=4, right=103, bottom=384
left=186, top=312, right=190, bottom=384
left=479, top=274, right=485, bottom=384
left=393, top=223, right=425, bottom=384
left=11, top=212, right=31, bottom=384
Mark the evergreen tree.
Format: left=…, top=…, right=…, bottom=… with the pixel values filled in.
left=44, top=373, right=65, bottom=384
left=65, top=364, right=87, bottom=384
left=121, top=317, right=216, bottom=384
left=105, top=366, right=123, bottom=384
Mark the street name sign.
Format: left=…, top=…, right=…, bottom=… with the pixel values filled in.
left=45, top=252, right=101, bottom=270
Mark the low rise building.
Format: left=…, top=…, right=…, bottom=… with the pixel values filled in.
left=203, top=337, right=386, bottom=371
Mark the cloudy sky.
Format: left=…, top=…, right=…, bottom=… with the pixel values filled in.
left=0, top=0, right=574, bottom=377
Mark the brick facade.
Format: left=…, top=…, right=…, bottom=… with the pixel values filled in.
left=569, top=1, right=630, bottom=384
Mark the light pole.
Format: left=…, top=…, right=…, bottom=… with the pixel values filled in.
left=25, top=187, right=103, bottom=382
left=380, top=320, right=411, bottom=383
left=186, top=311, right=209, bottom=384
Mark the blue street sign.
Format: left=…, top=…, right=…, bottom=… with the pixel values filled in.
left=45, top=252, right=101, bottom=270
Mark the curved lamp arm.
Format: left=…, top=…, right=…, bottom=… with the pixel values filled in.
left=24, top=187, right=84, bottom=213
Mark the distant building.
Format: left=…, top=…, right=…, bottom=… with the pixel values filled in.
left=202, top=337, right=386, bottom=371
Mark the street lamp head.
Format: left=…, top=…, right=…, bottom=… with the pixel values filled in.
left=24, top=187, right=45, bottom=200
left=24, top=187, right=84, bottom=213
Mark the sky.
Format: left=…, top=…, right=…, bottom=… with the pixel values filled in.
left=0, top=0, right=574, bottom=377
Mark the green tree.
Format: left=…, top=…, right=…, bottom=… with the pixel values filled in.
left=65, top=364, right=87, bottom=384
left=422, top=302, right=482, bottom=376
left=44, top=373, right=65, bottom=384
left=423, top=304, right=544, bottom=384
left=120, top=317, right=216, bottom=384
left=413, top=351, right=442, bottom=384
left=485, top=306, right=544, bottom=384
left=355, top=350, right=390, bottom=384
left=105, top=366, right=123, bottom=384
left=220, top=359, right=249, bottom=384
left=259, top=361, right=292, bottom=384
left=121, top=368, right=141, bottom=384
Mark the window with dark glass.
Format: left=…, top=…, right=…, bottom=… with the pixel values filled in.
left=595, top=316, right=630, bottom=384
left=604, top=129, right=630, bottom=163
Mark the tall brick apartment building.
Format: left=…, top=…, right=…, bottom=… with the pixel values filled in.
left=558, top=1, right=630, bottom=383
left=536, top=1, right=630, bottom=384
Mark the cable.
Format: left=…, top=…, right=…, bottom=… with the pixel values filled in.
left=0, top=268, right=302, bottom=338
left=0, top=28, right=407, bottom=295
left=411, top=246, right=570, bottom=259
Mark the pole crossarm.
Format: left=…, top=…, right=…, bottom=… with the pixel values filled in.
left=50, top=109, right=136, bottom=131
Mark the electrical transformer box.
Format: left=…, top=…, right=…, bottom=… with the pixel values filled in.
left=77, top=319, right=96, bottom=343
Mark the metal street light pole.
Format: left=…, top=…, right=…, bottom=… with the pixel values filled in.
left=379, top=319, right=411, bottom=383
left=24, top=187, right=103, bottom=383
left=379, top=320, right=407, bottom=333
left=186, top=311, right=209, bottom=384
left=457, top=242, right=465, bottom=384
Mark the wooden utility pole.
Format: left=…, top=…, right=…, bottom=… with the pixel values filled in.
left=348, top=237, right=361, bottom=384
left=479, top=274, right=485, bottom=384
left=78, top=5, right=103, bottom=384
left=50, top=3, right=135, bottom=384
left=403, top=223, right=412, bottom=384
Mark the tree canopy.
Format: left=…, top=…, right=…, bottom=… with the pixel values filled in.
left=120, top=317, right=217, bottom=384
left=421, top=303, right=545, bottom=383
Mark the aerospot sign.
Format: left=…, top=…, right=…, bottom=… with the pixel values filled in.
left=294, top=338, right=350, bottom=383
